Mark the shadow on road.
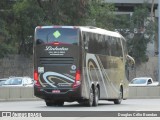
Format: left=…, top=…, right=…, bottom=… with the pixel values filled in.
left=40, top=101, right=117, bottom=108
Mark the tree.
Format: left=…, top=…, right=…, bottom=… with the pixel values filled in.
left=129, top=4, right=155, bottom=63
left=11, top=0, right=90, bottom=55
left=86, top=0, right=115, bottom=30
left=11, top=0, right=115, bottom=55
left=0, top=0, right=116, bottom=57
left=12, top=0, right=45, bottom=55
left=0, top=0, right=16, bottom=58
left=115, top=3, right=155, bottom=64
left=36, top=0, right=90, bottom=25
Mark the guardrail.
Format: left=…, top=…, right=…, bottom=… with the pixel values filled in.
left=0, top=86, right=160, bottom=101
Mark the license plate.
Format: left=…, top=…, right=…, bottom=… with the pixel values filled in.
left=52, top=90, right=60, bottom=93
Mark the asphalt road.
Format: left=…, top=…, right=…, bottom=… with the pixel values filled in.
left=0, top=99, right=160, bottom=111
left=0, top=99, right=160, bottom=120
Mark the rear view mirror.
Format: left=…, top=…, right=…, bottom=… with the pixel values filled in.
left=126, top=55, right=135, bottom=69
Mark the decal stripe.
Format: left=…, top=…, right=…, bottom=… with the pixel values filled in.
left=39, top=73, right=46, bottom=87
left=96, top=56, right=120, bottom=96
left=39, top=72, right=75, bottom=88
left=86, top=53, right=109, bottom=97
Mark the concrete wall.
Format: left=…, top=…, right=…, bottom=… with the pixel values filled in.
left=0, top=87, right=38, bottom=101
left=129, top=86, right=160, bottom=99
left=0, top=86, right=160, bottom=101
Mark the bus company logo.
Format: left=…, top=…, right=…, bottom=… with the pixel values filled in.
left=45, top=46, right=68, bottom=51
left=2, top=112, right=42, bottom=118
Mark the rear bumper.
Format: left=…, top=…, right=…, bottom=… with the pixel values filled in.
left=34, top=85, right=82, bottom=102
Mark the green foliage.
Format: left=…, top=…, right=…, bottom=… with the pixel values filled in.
left=87, top=0, right=115, bottom=30
left=0, top=43, right=15, bottom=58
left=129, top=4, right=154, bottom=64
left=0, top=0, right=115, bottom=56
left=113, top=14, right=130, bottom=29
left=0, top=19, right=7, bottom=36
left=0, top=1, right=16, bottom=58
left=127, top=33, right=149, bottom=63
left=115, top=3, right=156, bottom=64
left=12, top=0, right=45, bottom=55
left=35, top=0, right=90, bottom=25
left=0, top=0, right=156, bottom=63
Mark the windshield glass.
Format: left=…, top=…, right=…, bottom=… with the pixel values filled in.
left=35, top=28, right=79, bottom=45
left=4, top=78, right=22, bottom=85
left=131, top=79, right=147, bottom=84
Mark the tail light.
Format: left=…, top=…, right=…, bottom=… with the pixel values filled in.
left=75, top=70, right=81, bottom=81
left=72, top=70, right=81, bottom=88
left=34, top=70, right=38, bottom=81
left=34, top=70, right=40, bottom=86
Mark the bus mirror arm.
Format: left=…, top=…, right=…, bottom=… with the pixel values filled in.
left=126, top=55, right=135, bottom=68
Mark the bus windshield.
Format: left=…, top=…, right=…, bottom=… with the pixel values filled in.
left=35, top=28, right=79, bottom=45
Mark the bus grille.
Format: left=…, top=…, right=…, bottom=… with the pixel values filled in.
left=39, top=57, right=74, bottom=65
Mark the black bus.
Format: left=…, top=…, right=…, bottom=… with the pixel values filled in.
left=33, top=26, right=134, bottom=106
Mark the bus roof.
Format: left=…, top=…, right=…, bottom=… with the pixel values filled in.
left=79, top=26, right=122, bottom=38
left=36, top=26, right=123, bottom=38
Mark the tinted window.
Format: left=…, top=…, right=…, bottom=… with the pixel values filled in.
left=35, top=28, right=79, bottom=45
left=111, top=37, right=123, bottom=57
left=82, top=32, right=123, bottom=56
left=88, top=33, right=105, bottom=55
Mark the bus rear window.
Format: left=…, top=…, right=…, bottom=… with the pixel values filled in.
left=35, top=28, right=79, bottom=45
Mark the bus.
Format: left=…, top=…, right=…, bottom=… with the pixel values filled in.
left=33, top=26, right=134, bottom=107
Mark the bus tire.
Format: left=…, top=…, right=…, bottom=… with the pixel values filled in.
left=45, top=100, right=64, bottom=106
left=56, top=101, right=64, bottom=106
left=93, top=87, right=99, bottom=106
left=45, top=100, right=54, bottom=106
left=114, top=87, right=123, bottom=104
left=86, top=87, right=94, bottom=107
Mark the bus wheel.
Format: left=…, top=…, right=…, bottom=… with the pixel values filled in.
left=93, top=87, right=99, bottom=106
left=45, top=100, right=54, bottom=106
left=86, top=87, right=94, bottom=107
left=114, top=87, right=123, bottom=104
left=56, top=101, right=64, bottom=106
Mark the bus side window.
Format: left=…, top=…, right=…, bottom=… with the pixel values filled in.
left=88, top=33, right=94, bottom=53
left=108, top=36, right=112, bottom=56
left=101, top=35, right=106, bottom=55
left=111, top=37, right=116, bottom=56
left=83, top=33, right=86, bottom=49
left=83, top=32, right=89, bottom=51
left=104, top=36, right=108, bottom=55
left=116, top=38, right=123, bottom=57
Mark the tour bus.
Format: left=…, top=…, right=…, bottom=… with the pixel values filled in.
left=33, top=26, right=134, bottom=107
